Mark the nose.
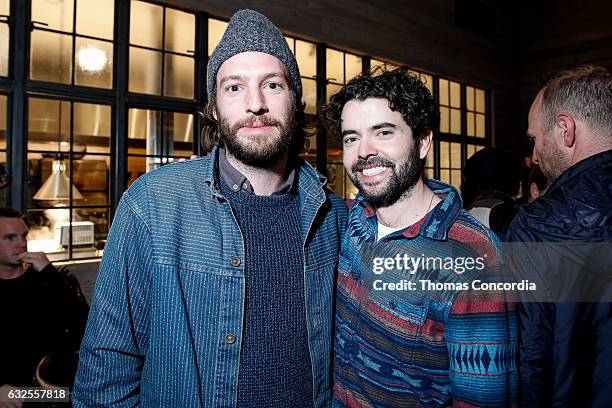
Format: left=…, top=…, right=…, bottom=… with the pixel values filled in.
left=246, top=87, right=268, bottom=116
left=358, top=135, right=378, bottom=159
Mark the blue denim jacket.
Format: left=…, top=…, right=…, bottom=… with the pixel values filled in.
left=73, top=147, right=348, bottom=407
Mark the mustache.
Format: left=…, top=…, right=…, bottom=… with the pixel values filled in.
left=352, top=157, right=395, bottom=173
left=229, top=116, right=282, bottom=133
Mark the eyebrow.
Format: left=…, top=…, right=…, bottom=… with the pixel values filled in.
left=341, top=122, right=397, bottom=138
left=218, top=72, right=288, bottom=87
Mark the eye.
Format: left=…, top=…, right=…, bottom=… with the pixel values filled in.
left=225, top=84, right=241, bottom=93
left=343, top=136, right=358, bottom=146
left=264, top=82, right=283, bottom=92
left=378, top=130, right=393, bottom=137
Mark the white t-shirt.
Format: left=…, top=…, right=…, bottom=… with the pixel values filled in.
left=377, top=222, right=405, bottom=242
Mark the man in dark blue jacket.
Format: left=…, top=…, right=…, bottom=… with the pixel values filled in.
left=507, top=65, right=612, bottom=407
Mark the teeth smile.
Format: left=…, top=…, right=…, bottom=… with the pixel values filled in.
left=362, top=166, right=386, bottom=176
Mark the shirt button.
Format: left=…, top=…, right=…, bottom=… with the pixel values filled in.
left=232, top=184, right=239, bottom=191
left=225, top=333, right=237, bottom=344
left=242, top=183, right=248, bottom=190
left=231, top=256, right=241, bottom=267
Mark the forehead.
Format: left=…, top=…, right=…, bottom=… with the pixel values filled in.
left=216, top=51, right=289, bottom=83
left=528, top=91, right=544, bottom=122
left=0, top=218, right=28, bottom=236
left=340, top=98, right=407, bottom=128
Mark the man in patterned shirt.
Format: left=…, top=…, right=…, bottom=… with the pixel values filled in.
left=321, top=69, right=518, bottom=407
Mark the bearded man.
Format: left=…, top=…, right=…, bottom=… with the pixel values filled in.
left=73, top=10, right=347, bottom=407
left=322, top=69, right=518, bottom=407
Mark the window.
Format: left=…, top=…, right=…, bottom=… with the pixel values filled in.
left=207, top=18, right=228, bottom=56
left=0, top=94, right=6, bottom=206
left=439, top=78, right=462, bottom=135
left=326, top=48, right=362, bottom=198
left=129, top=1, right=195, bottom=99
left=127, top=108, right=194, bottom=186
left=26, top=96, right=111, bottom=261
left=285, top=35, right=318, bottom=164
left=370, top=58, right=398, bottom=74
left=0, top=0, right=9, bottom=77
left=30, top=0, right=114, bottom=88
left=439, top=141, right=462, bottom=188
left=466, top=86, right=487, bottom=138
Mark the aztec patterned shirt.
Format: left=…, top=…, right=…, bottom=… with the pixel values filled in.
left=333, top=179, right=518, bottom=408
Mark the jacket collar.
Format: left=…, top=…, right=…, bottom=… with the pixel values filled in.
left=547, top=149, right=612, bottom=194
left=353, top=178, right=463, bottom=241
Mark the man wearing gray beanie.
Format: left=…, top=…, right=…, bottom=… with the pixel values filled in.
left=74, top=9, right=347, bottom=408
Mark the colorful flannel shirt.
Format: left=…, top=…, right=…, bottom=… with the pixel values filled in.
left=333, top=179, right=518, bottom=408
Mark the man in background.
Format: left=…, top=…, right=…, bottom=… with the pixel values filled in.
left=507, top=65, right=612, bottom=407
left=0, top=208, right=89, bottom=407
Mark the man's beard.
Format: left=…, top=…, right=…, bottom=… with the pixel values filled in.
left=538, top=136, right=570, bottom=184
left=218, top=109, right=297, bottom=168
left=349, top=142, right=422, bottom=207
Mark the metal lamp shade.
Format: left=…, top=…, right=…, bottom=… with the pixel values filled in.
left=33, top=159, right=84, bottom=201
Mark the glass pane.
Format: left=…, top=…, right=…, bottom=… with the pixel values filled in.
left=344, top=53, right=362, bottom=82
left=26, top=153, right=82, bottom=209
left=467, top=112, right=475, bottom=137
left=208, top=18, right=228, bottom=56
left=0, top=23, right=8, bottom=77
left=30, top=30, right=72, bottom=84
left=302, top=78, right=317, bottom=115
left=75, top=38, right=113, bottom=88
left=466, top=86, right=474, bottom=111
left=439, top=107, right=449, bottom=133
left=163, top=111, right=193, bottom=157
left=76, top=0, right=114, bottom=40
left=130, top=0, right=162, bottom=49
left=476, top=113, right=486, bottom=138
left=371, top=59, right=383, bottom=71
left=73, top=103, right=111, bottom=152
left=440, top=169, right=450, bottom=185
left=439, top=79, right=449, bottom=106
left=450, top=142, right=461, bottom=168
left=128, top=108, right=161, bottom=156
left=451, top=170, right=462, bottom=187
left=476, top=88, right=486, bottom=113
left=165, top=8, right=195, bottom=54
left=72, top=157, right=110, bottom=206
left=421, top=74, right=433, bottom=94
left=450, top=108, right=461, bottom=134
left=32, top=0, right=73, bottom=32
left=129, top=47, right=162, bottom=95
left=0, top=0, right=8, bottom=15
left=0, top=94, right=6, bottom=149
left=28, top=99, right=70, bottom=152
left=326, top=83, right=342, bottom=103
left=0, top=151, right=5, bottom=206
left=326, top=163, right=344, bottom=197
left=326, top=49, right=343, bottom=83
left=450, top=81, right=461, bottom=108
left=164, top=54, right=194, bottom=99
left=285, top=36, right=294, bottom=53
left=296, top=40, right=316, bottom=78
left=71, top=207, right=109, bottom=258
left=26, top=208, right=70, bottom=262
left=440, top=141, right=449, bottom=168
left=127, top=155, right=166, bottom=186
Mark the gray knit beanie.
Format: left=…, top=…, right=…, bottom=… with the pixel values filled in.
left=207, top=9, right=302, bottom=104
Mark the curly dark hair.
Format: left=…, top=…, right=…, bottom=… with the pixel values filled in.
left=320, top=67, right=439, bottom=140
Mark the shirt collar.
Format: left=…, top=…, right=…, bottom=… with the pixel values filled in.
left=354, top=178, right=463, bottom=241
left=218, top=147, right=296, bottom=195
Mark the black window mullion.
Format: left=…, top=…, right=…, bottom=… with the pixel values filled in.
left=68, top=101, right=74, bottom=259
left=194, top=11, right=207, bottom=156
left=315, top=43, right=326, bottom=175
left=160, top=6, right=166, bottom=97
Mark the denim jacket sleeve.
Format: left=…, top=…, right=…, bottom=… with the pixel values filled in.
left=73, top=191, right=152, bottom=407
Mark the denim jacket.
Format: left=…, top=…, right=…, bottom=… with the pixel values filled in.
left=73, top=147, right=348, bottom=407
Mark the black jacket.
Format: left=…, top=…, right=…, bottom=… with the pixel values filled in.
left=506, top=149, right=612, bottom=407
